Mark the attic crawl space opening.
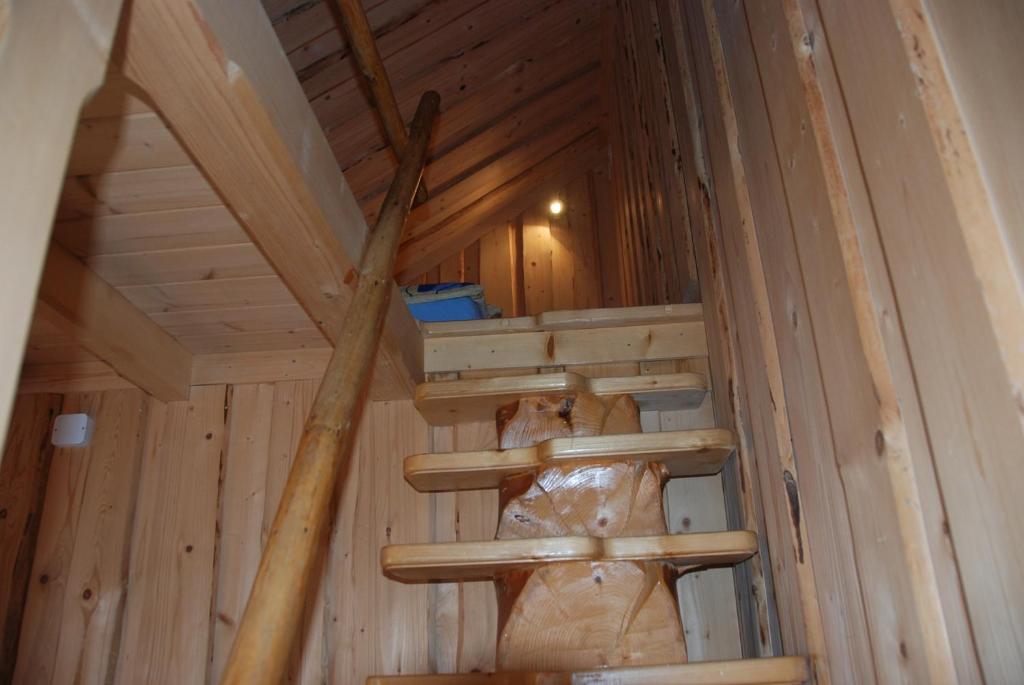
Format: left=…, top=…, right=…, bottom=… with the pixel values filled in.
left=0, top=0, right=1022, bottom=683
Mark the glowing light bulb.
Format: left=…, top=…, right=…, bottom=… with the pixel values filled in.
left=549, top=199, right=564, bottom=215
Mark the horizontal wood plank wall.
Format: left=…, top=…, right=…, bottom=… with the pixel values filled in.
left=403, top=177, right=615, bottom=318
left=603, top=1, right=698, bottom=306
left=679, top=0, right=1024, bottom=681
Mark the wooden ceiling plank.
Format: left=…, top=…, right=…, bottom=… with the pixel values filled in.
left=0, top=0, right=128, bottom=451
left=56, top=165, right=221, bottom=220
left=309, top=0, right=554, bottom=118
left=85, top=244, right=274, bottom=287
left=148, top=304, right=316, bottom=337
left=395, top=130, right=605, bottom=282
left=317, top=0, right=602, bottom=165
left=36, top=243, right=192, bottom=401
left=175, top=329, right=329, bottom=355
left=52, top=206, right=249, bottom=257
left=66, top=112, right=191, bottom=176
left=117, top=276, right=298, bottom=314
left=332, top=0, right=430, bottom=203
left=349, top=68, right=601, bottom=212
left=118, top=0, right=422, bottom=399
left=392, top=106, right=602, bottom=237
left=294, top=0, right=489, bottom=97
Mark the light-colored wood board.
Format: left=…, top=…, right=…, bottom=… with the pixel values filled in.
left=565, top=174, right=603, bottom=310
left=0, top=394, right=61, bottom=682
left=656, top=0, right=776, bottom=655
left=366, top=656, right=810, bottom=685
left=521, top=211, right=554, bottom=316
left=478, top=222, right=517, bottom=317
left=382, top=531, right=758, bottom=582
left=685, top=0, right=831, bottom=670
left=424, top=321, right=707, bottom=374
left=175, top=329, right=329, bottom=355
left=120, top=0, right=422, bottom=400
left=210, top=384, right=275, bottom=684
left=326, top=400, right=433, bottom=682
left=0, top=0, right=127, bottom=455
left=14, top=390, right=147, bottom=684
left=190, top=349, right=333, bottom=386
left=114, top=386, right=226, bottom=684
left=117, top=275, right=299, bottom=314
left=56, top=164, right=220, bottom=219
left=66, top=112, right=190, bottom=176
left=422, top=303, right=703, bottom=337
left=147, top=304, right=316, bottom=337
left=85, top=243, right=273, bottom=287
left=264, top=380, right=324, bottom=684
left=52, top=206, right=249, bottom=258
left=405, top=428, right=735, bottom=491
left=812, top=0, right=1024, bottom=679
left=415, top=372, right=708, bottom=425
left=37, top=242, right=192, bottom=400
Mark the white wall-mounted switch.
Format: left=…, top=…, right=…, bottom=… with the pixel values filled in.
left=52, top=413, right=95, bottom=447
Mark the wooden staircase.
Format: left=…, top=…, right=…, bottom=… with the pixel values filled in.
left=370, top=305, right=809, bottom=684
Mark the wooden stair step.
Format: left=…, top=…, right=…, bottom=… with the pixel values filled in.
left=414, top=372, right=707, bottom=425
left=366, top=655, right=810, bottom=684
left=381, top=531, right=757, bottom=582
left=404, top=428, right=736, bottom=491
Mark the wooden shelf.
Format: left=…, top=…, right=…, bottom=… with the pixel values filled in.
left=414, top=372, right=708, bottom=425
left=366, top=655, right=810, bottom=684
left=404, top=428, right=736, bottom=491
left=381, top=531, right=757, bottom=582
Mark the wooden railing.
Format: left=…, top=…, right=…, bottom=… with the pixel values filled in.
left=220, top=90, right=440, bottom=685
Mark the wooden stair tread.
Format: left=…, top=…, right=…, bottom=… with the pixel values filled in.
left=404, top=428, right=736, bottom=491
left=414, top=372, right=708, bottom=425
left=366, top=655, right=810, bottom=684
left=381, top=531, right=757, bottom=582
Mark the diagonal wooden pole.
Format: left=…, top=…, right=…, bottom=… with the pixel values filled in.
left=221, top=90, right=441, bottom=685
left=333, top=0, right=430, bottom=205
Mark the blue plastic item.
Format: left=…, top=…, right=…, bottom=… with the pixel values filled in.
left=407, top=296, right=484, bottom=322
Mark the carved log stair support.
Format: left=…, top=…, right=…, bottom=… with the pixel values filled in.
left=379, top=380, right=809, bottom=681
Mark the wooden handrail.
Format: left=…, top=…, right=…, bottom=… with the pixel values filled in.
left=220, top=90, right=441, bottom=685
left=333, top=0, right=430, bottom=204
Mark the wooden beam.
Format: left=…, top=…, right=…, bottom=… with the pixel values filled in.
left=220, top=91, right=440, bottom=685
left=424, top=322, right=707, bottom=374
left=118, top=0, right=422, bottom=400
left=404, top=428, right=735, bottom=491
left=331, top=0, right=428, bottom=204
left=366, top=656, right=811, bottom=685
left=36, top=243, right=192, bottom=401
left=395, top=130, right=606, bottom=282
left=0, top=0, right=126, bottom=452
left=381, top=531, right=758, bottom=582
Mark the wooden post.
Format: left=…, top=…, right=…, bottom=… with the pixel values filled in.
left=333, top=0, right=430, bottom=205
left=220, top=90, right=440, bottom=685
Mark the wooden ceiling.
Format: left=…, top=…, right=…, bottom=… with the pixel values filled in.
left=262, top=0, right=606, bottom=280
left=21, top=0, right=606, bottom=380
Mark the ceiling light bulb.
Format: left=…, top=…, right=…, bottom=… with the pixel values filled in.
left=549, top=199, right=564, bottom=215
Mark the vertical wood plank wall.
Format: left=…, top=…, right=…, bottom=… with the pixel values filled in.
left=603, top=1, right=699, bottom=306
left=667, top=0, right=1024, bottom=683
left=404, top=169, right=620, bottom=315
left=0, top=382, right=734, bottom=683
